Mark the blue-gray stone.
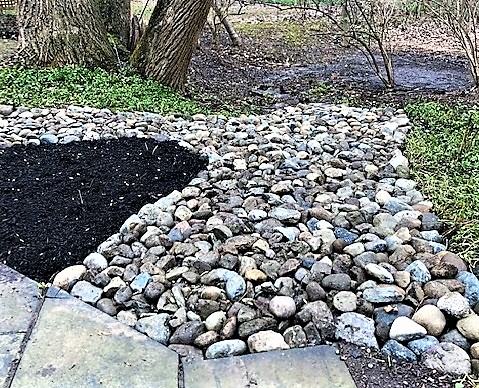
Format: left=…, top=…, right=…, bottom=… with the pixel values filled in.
left=457, top=271, right=479, bottom=307
left=407, top=335, right=439, bottom=355
left=421, top=212, right=442, bottom=231
left=440, top=329, right=470, bottom=351
left=362, top=285, right=405, bottom=303
left=382, top=340, right=417, bottom=362
left=373, top=304, right=415, bottom=342
left=60, top=135, right=81, bottom=144
left=334, top=228, right=359, bottom=245
left=419, top=230, right=442, bottom=243
left=301, top=257, right=316, bottom=269
left=429, top=241, right=447, bottom=254
left=201, top=269, right=246, bottom=302
left=383, top=198, right=413, bottom=215
left=364, top=240, right=388, bottom=253
left=281, top=158, right=301, bottom=170
left=39, top=134, right=59, bottom=144
left=130, top=273, right=152, bottom=293
left=405, top=260, right=431, bottom=284
left=307, top=218, right=320, bottom=233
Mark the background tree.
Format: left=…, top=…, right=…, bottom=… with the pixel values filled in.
left=98, top=0, right=131, bottom=51
left=17, top=0, right=117, bottom=68
left=423, top=0, right=479, bottom=87
left=131, top=0, right=213, bottom=90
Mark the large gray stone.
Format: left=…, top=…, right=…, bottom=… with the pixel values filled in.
left=184, top=346, right=356, bottom=388
left=0, top=264, right=42, bottom=333
left=336, top=312, right=379, bottom=349
left=422, top=343, right=471, bottom=376
left=11, top=296, right=178, bottom=387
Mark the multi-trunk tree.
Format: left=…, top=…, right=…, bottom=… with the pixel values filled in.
left=16, top=0, right=213, bottom=90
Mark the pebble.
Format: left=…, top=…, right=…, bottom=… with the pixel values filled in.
left=205, top=339, right=247, bottom=359
left=333, top=291, right=357, bottom=312
left=362, top=285, right=405, bottom=303
left=437, top=291, right=471, bottom=318
left=422, top=343, right=471, bottom=375
left=457, top=315, right=479, bottom=341
left=389, top=316, right=427, bottom=341
left=365, top=263, right=394, bottom=283
left=52, top=265, right=86, bottom=290
left=70, top=281, right=102, bottom=304
left=457, top=271, right=479, bottom=307
left=336, top=312, right=378, bottom=349
left=407, top=336, right=439, bottom=355
left=269, top=296, right=296, bottom=319
left=412, top=305, right=446, bottom=336
left=247, top=330, right=290, bottom=353
left=135, top=314, right=170, bottom=345
left=382, top=339, right=417, bottom=362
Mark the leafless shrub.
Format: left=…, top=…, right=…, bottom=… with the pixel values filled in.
left=422, top=0, right=479, bottom=87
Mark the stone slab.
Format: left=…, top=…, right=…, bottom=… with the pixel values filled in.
left=183, top=345, right=356, bottom=388
left=0, top=264, right=42, bottom=333
left=11, top=292, right=179, bottom=388
left=0, top=333, right=23, bottom=386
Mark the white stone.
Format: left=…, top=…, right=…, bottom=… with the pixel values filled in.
left=247, top=331, right=289, bottom=353
left=52, top=265, right=87, bottom=290
left=333, top=291, right=357, bottom=312
left=269, top=296, right=296, bottom=319
left=389, top=316, right=427, bottom=341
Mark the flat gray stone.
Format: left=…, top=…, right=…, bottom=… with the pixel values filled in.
left=0, top=333, right=23, bottom=387
left=184, top=345, right=356, bottom=388
left=11, top=296, right=178, bottom=388
left=0, top=264, right=42, bottom=333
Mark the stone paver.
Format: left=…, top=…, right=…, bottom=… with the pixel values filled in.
left=0, top=264, right=42, bottom=385
left=0, top=333, right=23, bottom=386
left=0, top=264, right=42, bottom=333
left=11, top=290, right=179, bottom=388
left=183, top=345, right=356, bottom=388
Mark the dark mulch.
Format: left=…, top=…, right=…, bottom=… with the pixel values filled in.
left=0, top=138, right=207, bottom=282
left=338, top=343, right=457, bottom=388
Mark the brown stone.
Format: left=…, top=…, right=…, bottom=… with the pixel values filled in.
left=441, top=252, right=468, bottom=272
left=430, top=262, right=458, bottom=279
left=424, top=280, right=450, bottom=299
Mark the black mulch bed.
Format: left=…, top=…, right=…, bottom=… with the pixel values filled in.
left=0, top=138, right=207, bottom=282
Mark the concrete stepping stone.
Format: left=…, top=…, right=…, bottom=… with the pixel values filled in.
left=183, top=345, right=356, bottom=388
left=0, top=264, right=43, bottom=386
left=11, top=287, right=179, bottom=388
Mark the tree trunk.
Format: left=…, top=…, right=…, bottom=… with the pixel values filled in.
left=213, top=2, right=242, bottom=46
left=17, top=0, right=116, bottom=68
left=98, top=0, right=131, bottom=50
left=131, top=0, right=213, bottom=90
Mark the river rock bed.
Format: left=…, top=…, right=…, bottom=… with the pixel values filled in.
left=1, top=102, right=478, bottom=375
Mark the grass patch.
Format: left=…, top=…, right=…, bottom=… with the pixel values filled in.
left=0, top=66, right=208, bottom=115
left=236, top=20, right=324, bottom=46
left=405, top=102, right=479, bottom=262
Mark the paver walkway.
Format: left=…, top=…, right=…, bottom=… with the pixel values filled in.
left=0, top=263, right=356, bottom=387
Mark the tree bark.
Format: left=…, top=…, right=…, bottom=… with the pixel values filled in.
left=98, top=0, right=131, bottom=50
left=212, top=2, right=242, bottom=46
left=17, top=0, right=116, bottom=68
left=131, top=0, right=213, bottom=90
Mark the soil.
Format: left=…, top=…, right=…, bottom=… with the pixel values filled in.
left=338, top=343, right=457, bottom=388
left=0, top=138, right=207, bottom=282
left=188, top=4, right=479, bottom=112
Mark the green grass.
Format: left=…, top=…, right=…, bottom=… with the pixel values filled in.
left=236, top=20, right=324, bottom=46
left=405, top=102, right=479, bottom=262
left=0, top=66, right=208, bottom=115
